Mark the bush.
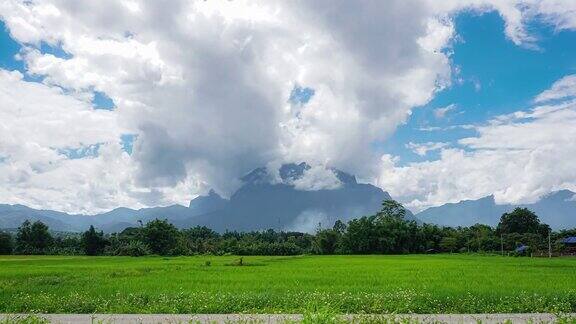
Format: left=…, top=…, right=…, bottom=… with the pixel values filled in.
left=115, top=241, right=151, bottom=257
left=0, top=231, right=13, bottom=255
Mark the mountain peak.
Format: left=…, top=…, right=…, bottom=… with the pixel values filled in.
left=241, top=167, right=271, bottom=185
left=279, top=162, right=310, bottom=182
left=189, top=190, right=227, bottom=209
left=241, top=162, right=356, bottom=187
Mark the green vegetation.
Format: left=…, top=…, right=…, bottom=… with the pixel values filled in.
left=0, top=254, right=575, bottom=314
left=1, top=200, right=574, bottom=257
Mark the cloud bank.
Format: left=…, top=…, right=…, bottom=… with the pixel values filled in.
left=0, top=0, right=574, bottom=213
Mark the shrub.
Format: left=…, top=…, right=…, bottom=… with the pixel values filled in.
left=115, top=241, right=151, bottom=257
left=0, top=231, right=13, bottom=255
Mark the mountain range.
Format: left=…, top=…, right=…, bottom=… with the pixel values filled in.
left=415, top=190, right=576, bottom=229
left=0, top=163, right=411, bottom=233
left=1, top=163, right=574, bottom=232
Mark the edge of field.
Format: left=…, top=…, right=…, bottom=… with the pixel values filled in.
left=1, top=313, right=576, bottom=324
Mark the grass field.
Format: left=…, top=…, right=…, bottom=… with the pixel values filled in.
left=0, top=254, right=575, bottom=314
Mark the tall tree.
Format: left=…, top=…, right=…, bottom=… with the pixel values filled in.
left=82, top=225, right=107, bottom=256
left=440, top=236, right=458, bottom=253
left=15, top=220, right=32, bottom=253
left=341, top=215, right=382, bottom=254
left=497, top=208, right=544, bottom=234
left=143, top=219, right=180, bottom=255
left=0, top=231, right=13, bottom=255
left=15, top=220, right=53, bottom=254
left=313, top=229, right=339, bottom=254
left=333, top=220, right=347, bottom=234
left=377, top=199, right=407, bottom=220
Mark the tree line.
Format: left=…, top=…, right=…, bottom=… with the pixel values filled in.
left=0, top=200, right=574, bottom=256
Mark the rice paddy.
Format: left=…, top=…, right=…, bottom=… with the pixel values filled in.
left=0, top=254, right=575, bottom=314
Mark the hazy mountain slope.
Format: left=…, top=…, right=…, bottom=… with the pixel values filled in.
left=0, top=204, right=75, bottom=231
left=416, top=190, right=576, bottom=229
left=523, top=190, right=576, bottom=229
left=415, top=196, right=509, bottom=227
left=188, top=189, right=229, bottom=213
left=94, top=205, right=195, bottom=232
left=188, top=163, right=416, bottom=232
left=0, top=163, right=415, bottom=233
left=190, top=182, right=391, bottom=232
left=0, top=204, right=197, bottom=232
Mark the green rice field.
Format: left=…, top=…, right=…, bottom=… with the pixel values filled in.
left=0, top=254, right=575, bottom=314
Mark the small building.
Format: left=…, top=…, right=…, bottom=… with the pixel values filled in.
left=515, top=244, right=530, bottom=255
left=561, top=237, right=576, bottom=254
left=561, top=236, right=576, bottom=246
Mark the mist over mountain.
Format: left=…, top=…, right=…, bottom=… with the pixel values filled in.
left=0, top=163, right=410, bottom=233
left=186, top=163, right=418, bottom=232
left=416, top=190, right=576, bottom=229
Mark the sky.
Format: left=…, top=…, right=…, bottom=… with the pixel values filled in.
left=0, top=0, right=575, bottom=214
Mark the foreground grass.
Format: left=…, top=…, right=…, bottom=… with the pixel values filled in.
left=0, top=254, right=575, bottom=314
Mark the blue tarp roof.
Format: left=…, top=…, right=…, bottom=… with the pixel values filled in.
left=561, top=236, right=576, bottom=244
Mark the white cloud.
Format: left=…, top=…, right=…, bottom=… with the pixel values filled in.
left=0, top=0, right=456, bottom=212
left=522, top=0, right=576, bottom=31
left=433, top=104, right=457, bottom=119
left=0, top=70, right=125, bottom=212
left=535, top=75, right=576, bottom=103
left=0, top=70, right=120, bottom=148
left=291, top=165, right=342, bottom=191
left=419, top=124, right=475, bottom=132
left=406, top=142, right=450, bottom=157
left=0, top=70, right=202, bottom=213
left=379, top=79, right=576, bottom=212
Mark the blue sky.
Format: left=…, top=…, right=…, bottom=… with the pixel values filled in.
left=381, top=11, right=576, bottom=164
left=0, top=21, right=24, bottom=72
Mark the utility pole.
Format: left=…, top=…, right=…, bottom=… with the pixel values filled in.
left=548, top=230, right=552, bottom=258
left=501, top=234, right=504, bottom=256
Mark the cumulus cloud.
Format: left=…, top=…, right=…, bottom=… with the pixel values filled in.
left=0, top=70, right=125, bottom=212
left=406, top=142, right=450, bottom=157
left=418, top=124, right=475, bottom=132
left=379, top=79, right=576, bottom=212
left=0, top=69, right=203, bottom=213
left=0, top=0, right=456, bottom=210
left=291, top=165, right=342, bottom=191
left=433, top=104, right=457, bottom=119
left=535, top=74, right=576, bottom=103
left=0, top=0, right=575, bottom=213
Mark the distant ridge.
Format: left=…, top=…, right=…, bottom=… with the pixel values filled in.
left=416, top=190, right=576, bottom=229
left=0, top=163, right=413, bottom=233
